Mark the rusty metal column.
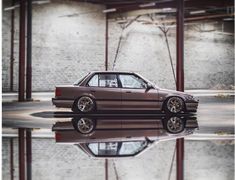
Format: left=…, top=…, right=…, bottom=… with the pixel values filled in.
left=105, top=159, right=108, bottom=180
left=10, top=138, right=14, bottom=180
left=176, top=0, right=184, bottom=180
left=26, top=0, right=32, bottom=100
left=105, top=13, right=109, bottom=71
left=18, top=129, right=25, bottom=180
left=26, top=129, right=32, bottom=180
left=18, top=0, right=26, bottom=101
left=10, top=0, right=15, bottom=92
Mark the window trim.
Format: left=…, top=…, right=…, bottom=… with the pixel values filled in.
left=86, top=73, right=121, bottom=88
left=118, top=73, right=148, bottom=89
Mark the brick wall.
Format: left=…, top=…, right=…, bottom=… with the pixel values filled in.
left=2, top=138, right=234, bottom=180
left=2, top=0, right=234, bottom=91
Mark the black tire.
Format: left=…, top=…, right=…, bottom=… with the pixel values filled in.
left=72, top=96, right=96, bottom=114
left=164, top=96, right=185, bottom=114
left=72, top=117, right=96, bottom=134
left=164, top=117, right=185, bottom=134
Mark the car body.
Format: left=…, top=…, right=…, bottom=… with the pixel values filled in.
left=52, top=71, right=199, bottom=114
left=52, top=116, right=198, bottom=158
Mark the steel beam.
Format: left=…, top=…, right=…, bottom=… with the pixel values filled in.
left=18, top=129, right=25, bottom=180
left=176, top=0, right=185, bottom=180
left=10, top=138, right=14, bottom=180
left=26, top=129, right=32, bottom=180
left=10, top=0, right=15, bottom=92
left=105, top=13, right=109, bottom=71
left=105, top=159, right=108, bottom=180
left=26, top=0, right=32, bottom=100
left=18, top=0, right=26, bottom=101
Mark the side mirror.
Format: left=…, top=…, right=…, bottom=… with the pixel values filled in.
left=146, top=83, right=154, bottom=92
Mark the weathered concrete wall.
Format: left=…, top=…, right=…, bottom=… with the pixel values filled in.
left=2, top=0, right=234, bottom=91
left=2, top=0, right=106, bottom=92
left=108, top=19, right=234, bottom=90
left=2, top=138, right=234, bottom=180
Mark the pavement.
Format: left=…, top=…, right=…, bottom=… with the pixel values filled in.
left=2, top=90, right=235, bottom=139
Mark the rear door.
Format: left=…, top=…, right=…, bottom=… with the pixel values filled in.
left=87, top=73, right=121, bottom=110
left=118, top=73, right=159, bottom=110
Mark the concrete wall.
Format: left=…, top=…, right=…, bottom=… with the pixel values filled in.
left=2, top=138, right=234, bottom=180
left=2, top=0, right=106, bottom=92
left=2, top=0, right=234, bottom=91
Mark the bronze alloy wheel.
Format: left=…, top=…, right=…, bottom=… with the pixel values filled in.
left=166, top=117, right=184, bottom=133
left=76, top=118, right=95, bottom=134
left=77, top=96, right=95, bottom=113
left=166, top=97, right=184, bottom=113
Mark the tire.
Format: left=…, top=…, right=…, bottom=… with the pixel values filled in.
left=165, top=116, right=185, bottom=134
left=73, top=96, right=96, bottom=113
left=73, top=117, right=96, bottom=134
left=164, top=96, right=185, bottom=114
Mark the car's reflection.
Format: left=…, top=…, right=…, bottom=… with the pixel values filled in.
left=52, top=115, right=198, bottom=158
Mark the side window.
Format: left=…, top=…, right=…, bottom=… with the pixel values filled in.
left=119, top=74, right=147, bottom=89
left=87, top=74, right=118, bottom=88
left=88, top=74, right=98, bottom=87
left=99, top=74, right=118, bottom=88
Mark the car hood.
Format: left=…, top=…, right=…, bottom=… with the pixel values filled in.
left=158, top=88, right=190, bottom=96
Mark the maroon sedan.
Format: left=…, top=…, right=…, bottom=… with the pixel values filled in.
left=52, top=71, right=198, bottom=114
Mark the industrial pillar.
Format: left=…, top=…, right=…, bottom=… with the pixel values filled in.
left=26, top=129, right=32, bottom=180
left=26, top=0, right=32, bottom=100
left=18, top=129, right=25, bottom=180
left=105, top=159, right=108, bottom=180
left=105, top=13, right=109, bottom=71
left=10, top=138, right=14, bottom=180
left=18, top=0, right=26, bottom=101
left=176, top=0, right=185, bottom=180
left=10, top=0, right=15, bottom=92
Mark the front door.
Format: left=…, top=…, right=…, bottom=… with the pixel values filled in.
left=119, top=74, right=159, bottom=110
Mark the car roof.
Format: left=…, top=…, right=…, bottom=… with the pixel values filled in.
left=90, top=71, right=136, bottom=74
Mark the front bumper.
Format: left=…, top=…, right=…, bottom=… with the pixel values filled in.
left=52, top=98, right=74, bottom=108
left=185, top=100, right=199, bottom=112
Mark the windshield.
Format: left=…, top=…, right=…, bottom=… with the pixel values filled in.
left=87, top=141, right=148, bottom=157
left=73, top=73, right=90, bottom=85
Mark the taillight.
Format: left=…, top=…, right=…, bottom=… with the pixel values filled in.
left=55, top=88, right=61, bottom=97
left=55, top=132, right=61, bottom=141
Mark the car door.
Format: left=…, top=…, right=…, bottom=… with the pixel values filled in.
left=87, top=73, right=121, bottom=110
left=118, top=73, right=159, bottom=110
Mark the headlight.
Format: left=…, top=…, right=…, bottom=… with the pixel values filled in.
left=186, top=95, right=195, bottom=101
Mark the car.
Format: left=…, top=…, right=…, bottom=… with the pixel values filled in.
left=52, top=115, right=198, bottom=158
left=52, top=71, right=199, bottom=114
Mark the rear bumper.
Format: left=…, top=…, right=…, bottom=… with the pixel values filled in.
left=185, top=101, right=199, bottom=112
left=52, top=98, right=74, bottom=108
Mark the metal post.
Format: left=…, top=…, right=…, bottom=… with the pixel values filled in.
left=105, top=13, right=109, bottom=71
left=176, top=0, right=184, bottom=180
left=10, top=0, right=15, bottom=92
left=18, top=129, right=25, bottom=180
left=18, top=0, right=26, bottom=101
left=105, top=159, right=108, bottom=180
left=10, top=138, right=14, bottom=180
left=26, top=0, right=32, bottom=100
left=26, top=129, right=32, bottom=180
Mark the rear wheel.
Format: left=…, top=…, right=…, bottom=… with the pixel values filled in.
left=165, top=117, right=184, bottom=134
left=73, top=96, right=95, bottom=113
left=73, top=118, right=96, bottom=134
left=165, top=97, right=184, bottom=114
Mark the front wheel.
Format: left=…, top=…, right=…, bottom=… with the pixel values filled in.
left=165, top=117, right=185, bottom=134
left=73, top=96, right=96, bottom=113
left=165, top=97, right=184, bottom=114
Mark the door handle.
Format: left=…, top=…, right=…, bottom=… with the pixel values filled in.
left=125, top=91, right=131, bottom=93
